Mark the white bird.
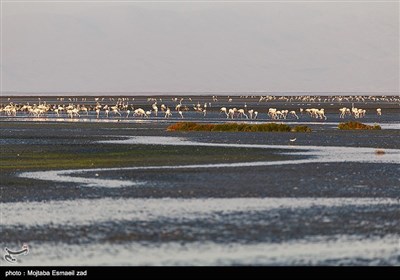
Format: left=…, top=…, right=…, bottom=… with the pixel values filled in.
left=289, top=138, right=297, bottom=142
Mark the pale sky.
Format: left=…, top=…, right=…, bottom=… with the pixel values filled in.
left=2, top=0, right=399, bottom=94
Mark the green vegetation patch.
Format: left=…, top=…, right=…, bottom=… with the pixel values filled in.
left=167, top=122, right=312, bottom=133
left=338, top=121, right=381, bottom=130
left=0, top=144, right=295, bottom=172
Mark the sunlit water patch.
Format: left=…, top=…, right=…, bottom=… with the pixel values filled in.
left=3, top=235, right=399, bottom=266
left=2, top=197, right=398, bottom=227
left=18, top=136, right=400, bottom=188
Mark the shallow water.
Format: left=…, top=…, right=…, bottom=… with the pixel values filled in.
left=3, top=235, right=399, bottom=266
left=1, top=114, right=400, bottom=129
left=3, top=196, right=399, bottom=265
left=18, top=136, right=400, bottom=188
left=4, top=128, right=400, bottom=266
left=3, top=197, right=398, bottom=227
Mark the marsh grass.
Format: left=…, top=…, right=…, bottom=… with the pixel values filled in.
left=338, top=121, right=381, bottom=130
left=167, top=122, right=312, bottom=133
left=0, top=144, right=294, bottom=171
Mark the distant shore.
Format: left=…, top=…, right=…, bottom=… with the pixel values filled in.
left=2, top=92, right=399, bottom=97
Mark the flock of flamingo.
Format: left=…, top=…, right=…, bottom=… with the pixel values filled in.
left=0, top=95, right=396, bottom=120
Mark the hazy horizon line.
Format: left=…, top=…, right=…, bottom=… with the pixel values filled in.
left=1, top=91, right=399, bottom=97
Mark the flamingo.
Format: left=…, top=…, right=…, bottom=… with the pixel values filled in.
left=220, top=107, right=228, bottom=118
left=133, top=108, right=146, bottom=118
left=165, top=108, right=172, bottom=118
left=237, top=109, right=248, bottom=119
left=289, top=111, right=299, bottom=119
left=248, top=109, right=254, bottom=119
left=152, top=103, right=158, bottom=116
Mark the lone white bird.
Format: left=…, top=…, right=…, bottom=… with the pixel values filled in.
left=289, top=138, right=297, bottom=142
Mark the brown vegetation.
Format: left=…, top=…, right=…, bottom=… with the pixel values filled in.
left=167, top=122, right=312, bottom=133
left=338, top=121, right=381, bottom=130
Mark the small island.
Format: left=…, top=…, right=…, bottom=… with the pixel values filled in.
left=338, top=121, right=381, bottom=130
left=167, top=122, right=312, bottom=132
